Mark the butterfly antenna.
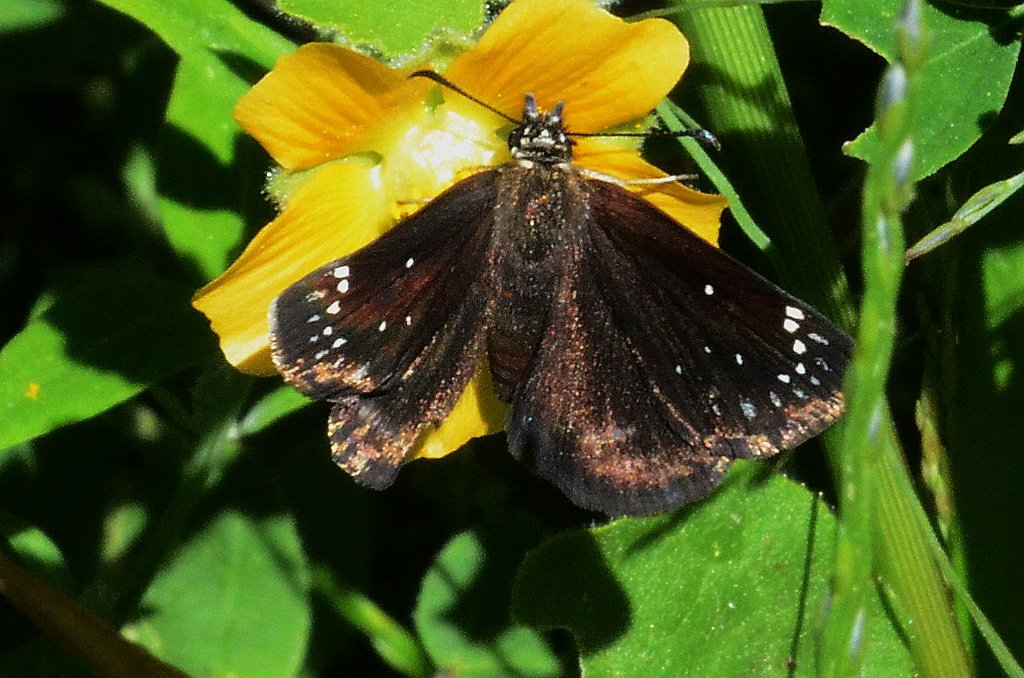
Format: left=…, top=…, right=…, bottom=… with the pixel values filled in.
left=409, top=70, right=719, bottom=151
left=572, top=127, right=721, bottom=151
left=409, top=70, right=520, bottom=124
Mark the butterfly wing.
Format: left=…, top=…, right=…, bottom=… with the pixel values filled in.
left=507, top=177, right=851, bottom=516
left=270, top=171, right=498, bottom=489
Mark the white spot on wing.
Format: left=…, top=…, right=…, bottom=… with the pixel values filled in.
left=795, top=362, right=806, bottom=375
left=783, top=318, right=800, bottom=333
left=786, top=306, right=805, bottom=320
left=778, top=373, right=791, bottom=384
left=337, top=279, right=349, bottom=294
left=704, top=284, right=714, bottom=296
left=405, top=257, right=415, bottom=269
left=322, top=326, right=333, bottom=336
left=327, top=300, right=341, bottom=314
left=405, top=315, right=412, bottom=326
left=740, top=400, right=757, bottom=420
left=378, top=321, right=387, bottom=332
left=333, top=265, right=350, bottom=278
left=675, top=364, right=682, bottom=375
left=810, top=376, right=821, bottom=386
left=808, top=332, right=830, bottom=345
left=332, top=337, right=346, bottom=349
left=735, top=353, right=743, bottom=366
left=307, top=314, right=321, bottom=323
left=793, top=339, right=807, bottom=355
left=769, top=391, right=782, bottom=408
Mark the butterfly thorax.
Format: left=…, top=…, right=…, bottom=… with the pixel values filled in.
left=486, top=160, right=589, bottom=402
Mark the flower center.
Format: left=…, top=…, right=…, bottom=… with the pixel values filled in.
left=379, top=102, right=509, bottom=219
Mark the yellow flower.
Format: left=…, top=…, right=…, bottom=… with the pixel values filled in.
left=193, top=0, right=727, bottom=461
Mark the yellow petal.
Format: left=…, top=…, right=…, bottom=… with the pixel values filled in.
left=446, top=0, right=688, bottom=131
left=641, top=184, right=727, bottom=247
left=193, top=161, right=391, bottom=374
left=576, top=139, right=727, bottom=246
left=235, top=44, right=428, bottom=171
left=412, top=360, right=507, bottom=460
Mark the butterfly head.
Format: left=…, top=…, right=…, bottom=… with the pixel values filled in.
left=508, top=93, right=574, bottom=166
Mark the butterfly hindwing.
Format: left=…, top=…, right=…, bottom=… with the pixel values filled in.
left=270, top=171, right=499, bottom=488
left=507, top=177, right=850, bottom=516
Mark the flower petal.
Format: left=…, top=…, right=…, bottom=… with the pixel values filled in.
left=235, top=44, right=428, bottom=171
left=576, top=138, right=727, bottom=245
left=412, top=361, right=507, bottom=460
left=446, top=0, right=688, bottom=131
left=193, top=161, right=391, bottom=374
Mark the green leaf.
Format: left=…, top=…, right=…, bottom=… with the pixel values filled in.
left=123, top=511, right=311, bottom=678
left=278, top=0, right=486, bottom=57
left=97, top=0, right=291, bottom=63
left=0, top=511, right=69, bottom=590
left=821, top=0, right=1022, bottom=180
left=96, top=0, right=295, bottom=279
left=946, top=229, right=1024, bottom=674
left=0, top=261, right=212, bottom=451
left=905, top=169, right=1024, bottom=262
left=414, top=515, right=562, bottom=678
left=238, top=386, right=310, bottom=436
left=315, top=572, right=433, bottom=678
left=513, top=463, right=914, bottom=676
left=0, top=0, right=64, bottom=31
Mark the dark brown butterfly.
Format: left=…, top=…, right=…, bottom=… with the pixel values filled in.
left=269, top=82, right=850, bottom=516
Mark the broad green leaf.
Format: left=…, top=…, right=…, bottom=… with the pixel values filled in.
left=0, top=262, right=212, bottom=451
left=821, top=0, right=1022, bottom=180
left=96, top=0, right=291, bottom=62
left=278, top=0, right=485, bottom=57
left=513, top=463, right=914, bottom=676
left=157, top=58, right=273, bottom=280
left=96, top=0, right=294, bottom=278
left=123, top=511, right=311, bottom=678
left=414, top=515, right=561, bottom=678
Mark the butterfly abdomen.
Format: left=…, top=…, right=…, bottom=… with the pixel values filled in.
left=486, top=165, right=590, bottom=402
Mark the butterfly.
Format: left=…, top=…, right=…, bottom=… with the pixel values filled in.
left=269, top=82, right=852, bottom=517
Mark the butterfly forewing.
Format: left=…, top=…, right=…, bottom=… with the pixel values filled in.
left=589, top=180, right=850, bottom=446
left=506, top=177, right=850, bottom=516
left=270, top=171, right=498, bottom=488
